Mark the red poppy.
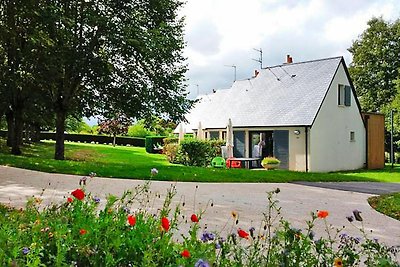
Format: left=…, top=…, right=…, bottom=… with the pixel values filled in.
left=127, top=215, right=136, bottom=226
left=317, top=210, right=329, bottom=219
left=79, top=229, right=87, bottom=235
left=181, top=249, right=190, bottom=258
left=161, top=217, right=170, bottom=232
left=67, top=197, right=73, bottom=203
left=190, top=214, right=199, bottom=223
left=238, top=229, right=250, bottom=239
left=71, top=189, right=85, bottom=200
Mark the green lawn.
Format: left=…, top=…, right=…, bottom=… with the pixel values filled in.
left=1, top=140, right=400, bottom=183
left=368, top=193, right=400, bottom=221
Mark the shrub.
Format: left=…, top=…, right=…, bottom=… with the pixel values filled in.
left=0, top=184, right=398, bottom=266
left=163, top=143, right=181, bottom=163
left=163, top=137, right=179, bottom=145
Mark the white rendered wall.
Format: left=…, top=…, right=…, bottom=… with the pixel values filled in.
left=309, top=63, right=366, bottom=172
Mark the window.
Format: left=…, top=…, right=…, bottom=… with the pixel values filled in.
left=350, top=131, right=355, bottom=142
left=209, top=131, right=219, bottom=140
left=338, top=84, right=351, bottom=106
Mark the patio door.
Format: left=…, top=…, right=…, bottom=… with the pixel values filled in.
left=273, top=130, right=289, bottom=169
left=249, top=131, right=273, bottom=159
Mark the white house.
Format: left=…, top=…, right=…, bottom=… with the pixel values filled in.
left=178, top=56, right=366, bottom=172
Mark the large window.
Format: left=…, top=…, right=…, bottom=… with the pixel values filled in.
left=338, top=84, right=351, bottom=106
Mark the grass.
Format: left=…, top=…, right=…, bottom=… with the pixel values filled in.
left=1, top=139, right=400, bottom=183
left=368, top=193, right=400, bottom=221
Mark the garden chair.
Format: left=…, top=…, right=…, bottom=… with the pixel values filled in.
left=211, top=157, right=226, bottom=168
left=226, top=158, right=241, bottom=168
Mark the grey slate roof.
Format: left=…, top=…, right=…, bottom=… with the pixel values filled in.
left=180, top=56, right=343, bottom=132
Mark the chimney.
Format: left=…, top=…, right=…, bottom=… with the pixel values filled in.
left=254, top=70, right=259, bottom=77
left=286, top=54, right=293, bottom=64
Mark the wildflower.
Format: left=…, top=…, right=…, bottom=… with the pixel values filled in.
left=201, top=231, right=215, bottom=242
left=93, top=197, right=100, bottom=204
left=346, top=215, right=354, bottom=222
left=215, top=242, right=221, bottom=249
left=123, top=207, right=130, bottom=213
left=231, top=211, right=238, bottom=219
left=35, top=197, right=42, bottom=205
left=79, top=229, right=87, bottom=235
left=191, top=214, right=199, bottom=223
left=317, top=210, right=329, bottom=219
left=48, top=232, right=54, bottom=238
left=22, top=247, right=30, bottom=255
left=67, top=197, right=73, bottom=203
left=127, top=215, right=136, bottom=226
left=151, top=168, right=158, bottom=176
left=79, top=176, right=87, bottom=186
left=352, top=209, right=363, bottom=221
left=71, top=189, right=85, bottom=200
left=195, top=259, right=210, bottom=267
left=249, top=226, right=255, bottom=238
left=238, top=229, right=250, bottom=239
left=334, top=258, right=343, bottom=267
left=161, top=217, right=170, bottom=232
left=181, top=249, right=190, bottom=258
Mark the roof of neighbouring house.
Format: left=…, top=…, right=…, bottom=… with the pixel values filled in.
left=178, top=56, right=348, bottom=133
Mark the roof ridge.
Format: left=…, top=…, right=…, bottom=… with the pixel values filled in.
left=265, top=56, right=343, bottom=69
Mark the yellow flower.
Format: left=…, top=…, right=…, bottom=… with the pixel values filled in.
left=334, top=258, right=343, bottom=267
left=231, top=211, right=238, bottom=218
left=35, top=197, right=42, bottom=205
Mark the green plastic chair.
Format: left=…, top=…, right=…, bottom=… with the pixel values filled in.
left=211, top=157, right=226, bottom=168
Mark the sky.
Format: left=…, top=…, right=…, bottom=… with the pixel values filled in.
left=182, top=0, right=400, bottom=98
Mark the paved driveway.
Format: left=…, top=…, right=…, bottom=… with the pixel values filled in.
left=0, top=166, right=399, bottom=247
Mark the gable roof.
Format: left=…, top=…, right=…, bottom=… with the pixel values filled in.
left=181, top=56, right=348, bottom=132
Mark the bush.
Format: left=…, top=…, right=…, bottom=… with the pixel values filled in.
left=261, top=157, right=281, bottom=165
left=163, top=143, right=181, bottom=163
left=178, top=139, right=224, bottom=167
left=0, top=185, right=398, bottom=266
left=127, top=123, right=155, bottom=138
left=163, top=137, right=179, bottom=145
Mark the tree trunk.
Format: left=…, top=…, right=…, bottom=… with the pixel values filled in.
left=5, top=110, right=14, bottom=147
left=11, top=108, right=23, bottom=155
left=113, top=135, right=116, bottom=147
left=55, top=110, right=66, bottom=160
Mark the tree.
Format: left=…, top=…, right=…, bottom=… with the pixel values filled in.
left=36, top=0, right=193, bottom=160
left=98, top=115, right=131, bottom=147
left=0, top=0, right=41, bottom=154
left=348, top=17, right=400, bottom=112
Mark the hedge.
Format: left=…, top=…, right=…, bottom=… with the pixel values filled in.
left=0, top=131, right=145, bottom=147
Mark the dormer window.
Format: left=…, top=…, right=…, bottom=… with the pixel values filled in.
left=338, top=84, right=351, bottom=106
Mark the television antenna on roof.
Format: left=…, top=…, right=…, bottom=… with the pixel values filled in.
left=252, top=48, right=263, bottom=69
left=224, top=64, right=237, bottom=82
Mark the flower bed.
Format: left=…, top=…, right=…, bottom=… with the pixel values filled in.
left=0, top=179, right=398, bottom=266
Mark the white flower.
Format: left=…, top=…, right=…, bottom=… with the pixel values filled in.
left=151, top=168, right=158, bottom=176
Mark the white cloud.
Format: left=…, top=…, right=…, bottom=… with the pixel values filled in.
left=182, top=0, right=400, bottom=98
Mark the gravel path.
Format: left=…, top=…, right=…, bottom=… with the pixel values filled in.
left=0, top=166, right=399, bottom=248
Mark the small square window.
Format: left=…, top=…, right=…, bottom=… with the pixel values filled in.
left=350, top=131, right=355, bottom=142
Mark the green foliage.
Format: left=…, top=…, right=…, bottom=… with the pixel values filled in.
left=127, top=121, right=155, bottom=138
left=163, top=137, right=179, bottom=145
left=179, top=139, right=224, bottom=167
left=163, top=143, right=182, bottom=164
left=348, top=17, right=400, bottom=112
left=261, top=157, right=281, bottom=165
left=368, top=192, right=400, bottom=221
left=0, top=188, right=397, bottom=266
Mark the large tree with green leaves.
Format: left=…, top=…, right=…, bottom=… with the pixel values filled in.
left=35, top=0, right=192, bottom=160
left=0, top=0, right=43, bottom=154
left=348, top=17, right=400, bottom=113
